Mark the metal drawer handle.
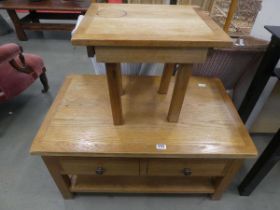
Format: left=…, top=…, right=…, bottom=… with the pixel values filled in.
left=96, top=167, right=105, bottom=175
left=182, top=168, right=192, bottom=176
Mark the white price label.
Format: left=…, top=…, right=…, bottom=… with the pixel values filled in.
left=198, top=83, right=207, bottom=88
left=156, top=144, right=167, bottom=150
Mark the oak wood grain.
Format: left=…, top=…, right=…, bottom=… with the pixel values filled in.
left=72, top=3, right=232, bottom=48
left=158, top=64, right=175, bottom=94
left=60, top=157, right=139, bottom=176
left=95, top=47, right=208, bottom=63
left=211, top=159, right=243, bottom=200
left=147, top=159, right=228, bottom=177
left=42, top=156, right=73, bottom=199
left=105, top=63, right=124, bottom=125
left=70, top=176, right=215, bottom=193
left=167, top=64, right=192, bottom=122
left=30, top=75, right=257, bottom=158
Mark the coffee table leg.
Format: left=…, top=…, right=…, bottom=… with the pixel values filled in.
left=7, top=9, right=28, bottom=41
left=42, top=157, right=73, bottom=199
left=105, top=63, right=124, bottom=125
left=211, top=160, right=243, bottom=200
left=158, top=63, right=175, bottom=94
left=167, top=64, right=192, bottom=122
left=116, top=63, right=124, bottom=95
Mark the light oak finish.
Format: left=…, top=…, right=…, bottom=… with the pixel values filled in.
left=71, top=3, right=232, bottom=124
left=42, top=156, right=73, bottom=199
left=30, top=75, right=256, bottom=158
left=167, top=64, right=192, bottom=122
left=31, top=75, right=257, bottom=199
left=105, top=63, right=124, bottom=125
left=71, top=176, right=215, bottom=194
left=139, top=159, right=148, bottom=176
left=212, top=159, right=243, bottom=199
left=60, top=157, right=139, bottom=176
left=116, top=63, right=124, bottom=95
left=72, top=3, right=232, bottom=48
left=147, top=159, right=228, bottom=176
left=95, top=47, right=208, bottom=63
left=223, top=0, right=238, bottom=33
left=158, top=64, right=175, bottom=94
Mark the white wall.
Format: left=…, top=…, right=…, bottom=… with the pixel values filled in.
left=251, top=0, right=280, bottom=68
left=251, top=0, right=280, bottom=41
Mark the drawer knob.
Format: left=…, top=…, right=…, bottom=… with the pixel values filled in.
left=182, top=168, right=192, bottom=176
left=96, top=167, right=105, bottom=175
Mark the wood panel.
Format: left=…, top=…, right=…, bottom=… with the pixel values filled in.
left=30, top=75, right=257, bottom=158
left=70, top=175, right=215, bottom=193
left=72, top=3, right=232, bottom=48
left=158, top=63, right=175, bottom=94
left=223, top=0, right=238, bottom=32
left=42, top=156, right=73, bottom=199
left=95, top=47, right=208, bottom=63
left=167, top=64, right=192, bottom=122
left=60, top=157, right=139, bottom=176
left=147, top=159, right=228, bottom=176
left=211, top=159, right=243, bottom=200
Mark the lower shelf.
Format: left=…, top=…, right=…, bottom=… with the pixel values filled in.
left=70, top=175, right=215, bottom=194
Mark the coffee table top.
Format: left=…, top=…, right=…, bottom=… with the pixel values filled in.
left=72, top=3, right=232, bottom=48
left=30, top=75, right=257, bottom=158
left=0, top=0, right=90, bottom=11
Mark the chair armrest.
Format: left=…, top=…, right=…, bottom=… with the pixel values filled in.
left=0, top=43, right=34, bottom=74
left=0, top=43, right=21, bottom=64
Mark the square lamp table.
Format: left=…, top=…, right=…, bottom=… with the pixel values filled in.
left=30, top=75, right=257, bottom=200
left=71, top=3, right=232, bottom=125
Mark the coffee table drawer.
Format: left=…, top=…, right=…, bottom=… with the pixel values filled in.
left=147, top=159, right=227, bottom=177
left=60, top=158, right=139, bottom=176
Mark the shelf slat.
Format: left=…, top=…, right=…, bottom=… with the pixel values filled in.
left=70, top=175, right=215, bottom=194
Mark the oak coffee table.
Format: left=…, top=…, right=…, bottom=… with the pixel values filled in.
left=30, top=74, right=257, bottom=200
left=71, top=3, right=232, bottom=125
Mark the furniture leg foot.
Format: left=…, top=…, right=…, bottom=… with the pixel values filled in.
left=158, top=63, right=174, bottom=94
left=7, top=9, right=28, bottom=41
left=42, top=157, right=74, bottom=199
left=40, top=68, right=49, bottom=93
left=211, top=160, right=243, bottom=200
left=105, top=63, right=124, bottom=125
left=167, top=64, right=192, bottom=122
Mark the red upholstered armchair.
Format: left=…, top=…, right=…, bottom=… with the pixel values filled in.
left=0, top=43, right=49, bottom=102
